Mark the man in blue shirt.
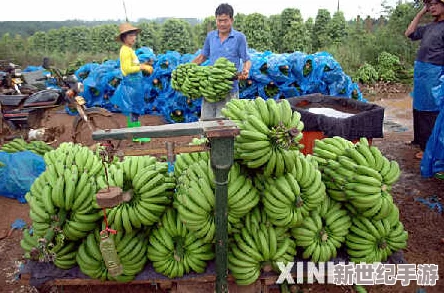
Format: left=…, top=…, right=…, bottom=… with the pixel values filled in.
left=192, top=3, right=251, bottom=120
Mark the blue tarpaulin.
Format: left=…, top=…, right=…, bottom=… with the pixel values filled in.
left=421, top=74, right=444, bottom=178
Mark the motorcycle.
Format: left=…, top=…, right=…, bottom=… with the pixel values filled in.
left=0, top=68, right=73, bottom=132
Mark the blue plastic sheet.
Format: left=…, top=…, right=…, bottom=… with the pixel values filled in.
left=412, top=61, right=444, bottom=111
left=266, top=54, right=293, bottom=84
left=136, top=47, right=156, bottom=64
left=110, top=72, right=146, bottom=116
left=74, top=63, right=100, bottom=82
left=48, top=47, right=365, bottom=123
left=421, top=75, right=444, bottom=178
left=0, top=151, right=46, bottom=203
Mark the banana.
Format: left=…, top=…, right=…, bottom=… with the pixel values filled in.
left=370, top=146, right=384, bottom=171
left=345, top=147, right=369, bottom=166
left=254, top=97, right=270, bottom=126
left=356, top=140, right=376, bottom=168
left=351, top=174, right=382, bottom=187
left=383, top=160, right=401, bottom=185
left=345, top=182, right=381, bottom=195
left=239, top=129, right=269, bottom=141
left=266, top=98, right=280, bottom=125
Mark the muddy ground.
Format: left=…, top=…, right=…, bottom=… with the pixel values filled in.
left=0, top=88, right=443, bottom=293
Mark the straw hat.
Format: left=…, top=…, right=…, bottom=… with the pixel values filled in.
left=116, top=22, right=141, bottom=42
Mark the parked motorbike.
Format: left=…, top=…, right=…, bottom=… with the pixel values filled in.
left=0, top=68, right=73, bottom=131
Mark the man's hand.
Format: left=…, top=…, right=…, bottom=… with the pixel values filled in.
left=140, top=64, right=153, bottom=75
left=238, top=69, right=249, bottom=80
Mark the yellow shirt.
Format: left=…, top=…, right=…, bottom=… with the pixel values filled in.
left=120, top=45, right=140, bottom=76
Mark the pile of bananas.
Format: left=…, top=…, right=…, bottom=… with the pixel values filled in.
left=262, top=154, right=326, bottom=228
left=346, top=212, right=408, bottom=263
left=100, top=155, right=175, bottom=233
left=21, top=143, right=107, bottom=269
left=76, top=226, right=148, bottom=282
left=147, top=209, right=214, bottom=278
left=171, top=57, right=237, bottom=102
left=222, top=97, right=305, bottom=177
left=292, top=197, right=351, bottom=262
left=175, top=159, right=259, bottom=243
left=228, top=224, right=296, bottom=285
left=313, top=137, right=400, bottom=219
left=1, top=138, right=53, bottom=155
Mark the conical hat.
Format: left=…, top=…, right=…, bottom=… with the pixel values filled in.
left=116, top=22, right=141, bottom=42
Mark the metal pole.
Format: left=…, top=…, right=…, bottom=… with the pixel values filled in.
left=208, top=136, right=235, bottom=293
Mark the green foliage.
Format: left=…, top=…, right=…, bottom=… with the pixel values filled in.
left=279, top=9, right=310, bottom=53
left=233, top=13, right=247, bottom=32
left=281, top=20, right=311, bottom=53
left=268, top=14, right=282, bottom=52
left=312, top=9, right=331, bottom=51
left=160, top=19, right=194, bottom=54
left=328, top=11, right=347, bottom=45
left=138, top=22, right=161, bottom=53
left=355, top=63, right=379, bottom=84
left=376, top=51, right=400, bottom=82
left=243, top=13, right=273, bottom=52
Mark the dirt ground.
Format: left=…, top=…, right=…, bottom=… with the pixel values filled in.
left=0, top=89, right=443, bottom=293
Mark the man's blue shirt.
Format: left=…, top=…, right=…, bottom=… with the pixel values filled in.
left=202, top=29, right=250, bottom=91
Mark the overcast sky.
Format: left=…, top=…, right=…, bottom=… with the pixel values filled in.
left=2, top=0, right=400, bottom=21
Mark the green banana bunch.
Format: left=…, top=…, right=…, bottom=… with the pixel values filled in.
left=262, top=155, right=326, bottom=229
left=147, top=208, right=214, bottom=278
left=291, top=197, right=351, bottom=262
left=21, top=227, right=79, bottom=269
left=0, top=138, right=54, bottom=155
left=175, top=159, right=258, bottom=242
left=313, top=136, right=354, bottom=163
left=76, top=225, right=148, bottom=281
left=173, top=151, right=209, bottom=179
left=315, top=137, right=400, bottom=221
left=171, top=57, right=236, bottom=102
left=24, top=142, right=107, bottom=256
left=242, top=206, right=290, bottom=239
left=346, top=215, right=408, bottom=263
left=1, top=138, right=28, bottom=153
left=224, top=97, right=305, bottom=177
left=228, top=224, right=296, bottom=285
left=221, top=98, right=251, bottom=123
left=174, top=158, right=216, bottom=243
left=101, top=155, right=174, bottom=233
left=227, top=163, right=260, bottom=224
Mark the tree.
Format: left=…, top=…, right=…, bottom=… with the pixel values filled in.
left=28, top=31, right=48, bottom=53
left=281, top=20, right=311, bottom=53
left=65, top=26, right=91, bottom=53
left=160, top=19, right=194, bottom=54
left=268, top=14, right=282, bottom=52
left=138, top=22, right=161, bottom=53
left=280, top=9, right=310, bottom=53
left=90, top=24, right=120, bottom=55
left=233, top=13, right=247, bottom=33
left=312, top=9, right=331, bottom=51
left=328, top=11, right=347, bottom=45
left=194, top=16, right=216, bottom=50
left=243, top=13, right=273, bottom=52
left=305, top=17, right=314, bottom=53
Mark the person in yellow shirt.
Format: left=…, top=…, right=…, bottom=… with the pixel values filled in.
left=111, top=22, right=153, bottom=127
